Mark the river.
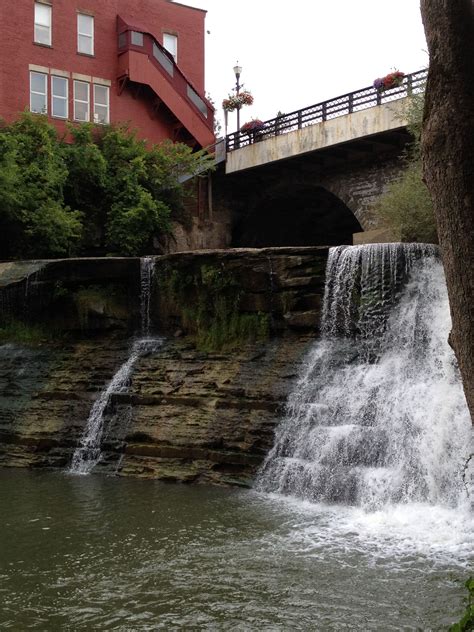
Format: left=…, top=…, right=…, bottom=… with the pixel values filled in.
left=0, top=469, right=471, bottom=630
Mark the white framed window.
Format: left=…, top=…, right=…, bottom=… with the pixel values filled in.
left=93, top=84, right=109, bottom=124
left=51, top=76, right=68, bottom=119
left=77, top=13, right=94, bottom=55
left=34, top=2, right=52, bottom=46
left=30, top=71, right=48, bottom=114
left=163, top=33, right=177, bottom=63
left=73, top=80, right=90, bottom=121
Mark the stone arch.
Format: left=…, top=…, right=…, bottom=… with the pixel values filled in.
left=231, top=183, right=363, bottom=248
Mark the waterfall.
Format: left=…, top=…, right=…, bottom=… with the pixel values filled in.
left=69, top=338, right=161, bottom=474
left=257, top=243, right=472, bottom=510
left=140, top=256, right=155, bottom=335
left=70, top=257, right=161, bottom=475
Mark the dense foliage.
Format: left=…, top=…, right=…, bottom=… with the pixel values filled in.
left=375, top=92, right=438, bottom=243
left=0, top=113, right=213, bottom=258
left=0, top=115, right=82, bottom=258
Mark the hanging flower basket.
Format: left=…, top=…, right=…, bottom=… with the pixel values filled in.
left=222, top=91, right=254, bottom=112
left=373, top=71, right=405, bottom=93
left=240, top=119, right=265, bottom=134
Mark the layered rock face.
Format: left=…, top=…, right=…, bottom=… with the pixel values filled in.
left=0, top=248, right=328, bottom=486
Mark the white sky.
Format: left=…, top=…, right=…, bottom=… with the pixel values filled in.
left=180, top=0, right=428, bottom=134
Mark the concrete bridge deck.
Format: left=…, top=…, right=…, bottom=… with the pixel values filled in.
left=226, top=99, right=409, bottom=174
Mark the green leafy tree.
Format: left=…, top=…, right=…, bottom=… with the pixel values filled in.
left=62, top=124, right=107, bottom=252
left=0, top=115, right=214, bottom=259
left=99, top=126, right=171, bottom=255
left=0, top=113, right=82, bottom=258
left=100, top=126, right=213, bottom=256
left=0, top=128, right=22, bottom=256
left=377, top=160, right=437, bottom=243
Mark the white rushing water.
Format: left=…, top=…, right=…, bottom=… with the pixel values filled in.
left=70, top=257, right=161, bottom=474
left=69, top=337, right=162, bottom=474
left=257, top=244, right=473, bottom=521
left=140, top=256, right=155, bottom=336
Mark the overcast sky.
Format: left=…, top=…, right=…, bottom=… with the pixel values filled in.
left=180, top=0, right=428, bottom=134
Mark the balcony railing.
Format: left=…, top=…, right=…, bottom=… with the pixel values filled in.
left=117, top=19, right=214, bottom=133
left=226, top=69, right=427, bottom=151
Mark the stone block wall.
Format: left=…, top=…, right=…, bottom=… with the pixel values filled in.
left=0, top=247, right=329, bottom=486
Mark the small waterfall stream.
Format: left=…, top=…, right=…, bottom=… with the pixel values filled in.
left=257, top=243, right=472, bottom=510
left=140, top=256, right=155, bottom=335
left=70, top=257, right=162, bottom=475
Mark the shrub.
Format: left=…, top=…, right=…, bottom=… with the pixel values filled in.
left=374, top=91, right=438, bottom=243
left=0, top=114, right=214, bottom=259
left=377, top=159, right=437, bottom=243
left=0, top=113, right=82, bottom=258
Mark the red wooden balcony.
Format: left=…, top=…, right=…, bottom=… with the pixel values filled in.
left=117, top=16, right=215, bottom=149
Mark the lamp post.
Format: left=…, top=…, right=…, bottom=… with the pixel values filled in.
left=233, top=62, right=242, bottom=133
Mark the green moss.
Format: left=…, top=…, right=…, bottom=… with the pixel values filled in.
left=195, top=309, right=270, bottom=353
left=157, top=263, right=270, bottom=352
left=449, top=578, right=474, bottom=632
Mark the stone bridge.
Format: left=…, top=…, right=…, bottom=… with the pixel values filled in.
left=192, top=70, right=426, bottom=251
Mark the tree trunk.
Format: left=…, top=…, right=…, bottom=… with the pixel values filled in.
left=420, top=0, right=474, bottom=422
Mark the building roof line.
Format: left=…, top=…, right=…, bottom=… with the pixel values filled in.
left=164, top=0, right=207, bottom=15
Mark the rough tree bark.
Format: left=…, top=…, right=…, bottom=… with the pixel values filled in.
left=420, top=0, right=474, bottom=422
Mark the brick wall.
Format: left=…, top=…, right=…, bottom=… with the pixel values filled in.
left=0, top=0, right=207, bottom=145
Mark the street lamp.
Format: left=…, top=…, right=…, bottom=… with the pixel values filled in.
left=233, top=63, right=242, bottom=132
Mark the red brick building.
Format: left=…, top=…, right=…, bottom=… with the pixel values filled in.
left=0, top=0, right=215, bottom=148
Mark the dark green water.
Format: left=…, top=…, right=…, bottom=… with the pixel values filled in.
left=0, top=470, right=471, bottom=631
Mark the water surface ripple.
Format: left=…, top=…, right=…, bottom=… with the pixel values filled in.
left=0, top=470, right=471, bottom=630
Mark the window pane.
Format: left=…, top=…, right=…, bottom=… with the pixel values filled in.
left=31, top=72, right=47, bottom=94
left=34, top=3, right=51, bottom=45
left=94, top=105, right=108, bottom=124
left=75, top=101, right=89, bottom=121
left=78, top=33, right=93, bottom=55
left=78, top=14, right=94, bottom=54
left=35, top=3, right=51, bottom=27
left=31, top=93, right=47, bottom=113
left=187, top=85, right=207, bottom=117
left=52, top=77, right=68, bottom=118
left=78, top=14, right=93, bottom=36
left=78, top=34, right=93, bottom=54
left=34, top=23, right=50, bottom=45
left=153, top=43, right=174, bottom=76
left=163, top=33, right=177, bottom=61
left=74, top=81, right=89, bottom=121
left=74, top=81, right=88, bottom=102
left=94, top=85, right=109, bottom=124
left=52, top=76, right=67, bottom=98
left=94, top=85, right=108, bottom=106
left=52, top=97, right=67, bottom=118
left=131, top=31, right=143, bottom=46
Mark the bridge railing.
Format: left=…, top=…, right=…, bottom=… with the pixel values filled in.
left=226, top=69, right=427, bottom=152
